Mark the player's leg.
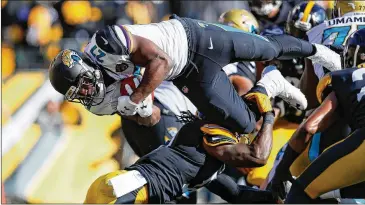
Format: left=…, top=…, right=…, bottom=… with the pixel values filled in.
left=151, top=100, right=184, bottom=144
left=174, top=66, right=257, bottom=134
left=285, top=127, right=365, bottom=203
left=226, top=32, right=315, bottom=62
left=122, top=100, right=182, bottom=157
left=205, top=173, right=278, bottom=203
left=338, top=182, right=365, bottom=198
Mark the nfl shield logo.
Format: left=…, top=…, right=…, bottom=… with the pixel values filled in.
left=182, top=86, right=189, bottom=94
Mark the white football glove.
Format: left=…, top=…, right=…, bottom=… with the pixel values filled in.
left=308, top=44, right=342, bottom=72
left=137, top=95, right=153, bottom=118
left=117, top=96, right=139, bottom=116
left=118, top=74, right=153, bottom=117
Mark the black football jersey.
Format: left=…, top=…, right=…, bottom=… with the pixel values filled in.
left=330, top=68, right=365, bottom=129
left=126, top=120, right=225, bottom=203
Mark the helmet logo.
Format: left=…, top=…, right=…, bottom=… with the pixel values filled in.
left=116, top=63, right=129, bottom=73
left=62, top=50, right=81, bottom=68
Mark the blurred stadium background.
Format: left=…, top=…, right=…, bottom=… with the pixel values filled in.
left=1, top=0, right=334, bottom=203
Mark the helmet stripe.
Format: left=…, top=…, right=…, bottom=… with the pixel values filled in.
left=115, top=25, right=133, bottom=54
left=301, top=1, right=316, bottom=22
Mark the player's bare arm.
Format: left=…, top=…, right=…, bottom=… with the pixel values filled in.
left=129, top=35, right=172, bottom=104
left=289, top=91, right=339, bottom=153
left=300, top=59, right=320, bottom=109
left=203, top=112, right=274, bottom=168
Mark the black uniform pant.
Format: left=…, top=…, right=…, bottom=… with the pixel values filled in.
left=173, top=20, right=314, bottom=134
left=286, top=127, right=365, bottom=203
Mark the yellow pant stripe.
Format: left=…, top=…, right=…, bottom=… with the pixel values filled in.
left=134, top=185, right=149, bottom=204
left=304, top=140, right=365, bottom=199
left=290, top=141, right=312, bottom=177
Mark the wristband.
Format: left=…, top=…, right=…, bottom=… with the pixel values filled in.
left=263, top=111, right=275, bottom=125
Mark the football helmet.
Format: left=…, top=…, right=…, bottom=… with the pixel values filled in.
left=219, top=9, right=260, bottom=34
left=343, top=28, right=365, bottom=68
left=286, top=2, right=327, bottom=39
left=49, top=49, right=106, bottom=107
left=249, top=0, right=282, bottom=17
left=332, top=0, right=365, bottom=18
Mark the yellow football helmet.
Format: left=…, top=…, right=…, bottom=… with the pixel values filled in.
left=219, top=9, right=260, bottom=34
left=333, top=0, right=365, bottom=18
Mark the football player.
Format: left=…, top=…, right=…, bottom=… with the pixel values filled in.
left=265, top=1, right=365, bottom=199
left=284, top=28, right=365, bottom=203
left=49, top=14, right=341, bottom=139
left=83, top=65, right=304, bottom=204
left=302, top=0, right=365, bottom=109
left=218, top=9, right=259, bottom=96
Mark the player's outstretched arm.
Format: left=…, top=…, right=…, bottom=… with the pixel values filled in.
left=203, top=112, right=275, bottom=168
left=129, top=35, right=172, bottom=104
left=289, top=91, right=339, bottom=153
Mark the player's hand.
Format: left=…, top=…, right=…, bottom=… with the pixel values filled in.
left=117, top=95, right=139, bottom=116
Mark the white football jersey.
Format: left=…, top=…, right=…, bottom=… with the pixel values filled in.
left=87, top=79, right=197, bottom=117
left=84, top=19, right=189, bottom=81
left=154, top=81, right=197, bottom=116
left=88, top=80, right=122, bottom=115
left=124, top=20, right=189, bottom=80
left=307, top=13, right=365, bottom=79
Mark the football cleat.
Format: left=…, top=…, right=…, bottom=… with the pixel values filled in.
left=308, top=44, right=342, bottom=72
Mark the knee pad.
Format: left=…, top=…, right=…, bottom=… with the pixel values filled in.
left=84, top=170, right=127, bottom=204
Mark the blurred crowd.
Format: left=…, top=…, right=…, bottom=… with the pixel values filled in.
left=1, top=0, right=334, bottom=79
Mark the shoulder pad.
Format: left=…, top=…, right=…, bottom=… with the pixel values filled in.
left=201, top=124, right=238, bottom=147
left=94, top=25, right=131, bottom=56
left=316, top=73, right=332, bottom=103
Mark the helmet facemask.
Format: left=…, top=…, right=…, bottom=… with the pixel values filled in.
left=65, top=65, right=106, bottom=108
left=343, top=45, right=365, bottom=68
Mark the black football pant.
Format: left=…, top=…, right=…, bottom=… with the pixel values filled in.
left=173, top=21, right=315, bottom=134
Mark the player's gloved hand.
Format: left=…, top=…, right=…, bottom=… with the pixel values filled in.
left=117, top=96, right=139, bottom=116
left=137, top=96, right=153, bottom=117
left=308, top=44, right=342, bottom=72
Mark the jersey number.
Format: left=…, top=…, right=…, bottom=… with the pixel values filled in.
left=90, top=45, right=106, bottom=63
left=352, top=68, right=365, bottom=102
left=323, top=25, right=365, bottom=46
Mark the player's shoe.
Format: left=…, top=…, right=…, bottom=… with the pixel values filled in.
left=308, top=44, right=342, bottom=72
left=257, top=65, right=308, bottom=110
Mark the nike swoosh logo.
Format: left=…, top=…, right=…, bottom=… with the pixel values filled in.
left=208, top=37, right=213, bottom=50
left=211, top=137, right=221, bottom=141
left=101, top=36, right=108, bottom=45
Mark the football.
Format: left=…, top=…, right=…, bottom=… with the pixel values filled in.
left=119, top=75, right=155, bottom=102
